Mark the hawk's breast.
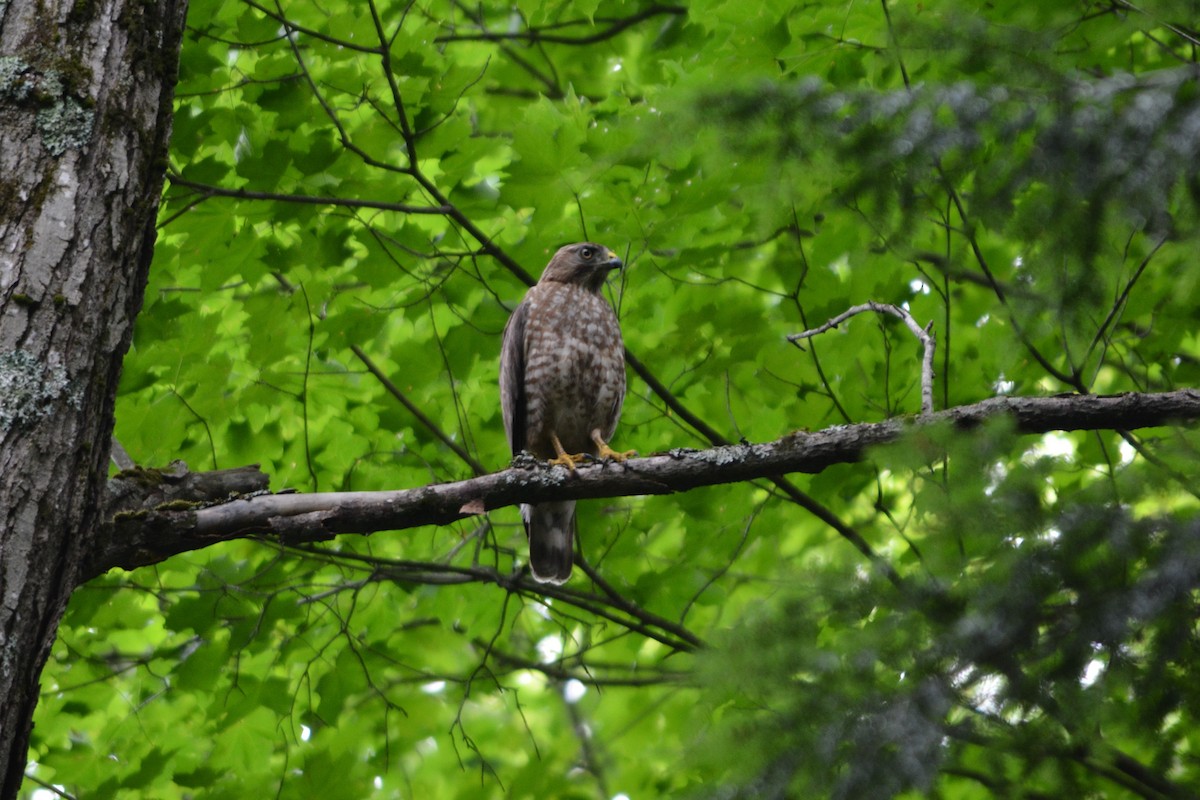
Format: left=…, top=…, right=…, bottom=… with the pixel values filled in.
left=521, top=282, right=625, bottom=457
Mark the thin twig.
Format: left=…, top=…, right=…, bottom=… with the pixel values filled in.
left=167, top=173, right=446, bottom=214
left=941, top=178, right=1083, bottom=391
left=351, top=345, right=488, bottom=477
left=243, top=0, right=383, bottom=52
left=1083, top=236, right=1165, bottom=377
left=434, top=4, right=686, bottom=45
left=20, top=773, right=77, bottom=800
left=789, top=301, right=937, bottom=415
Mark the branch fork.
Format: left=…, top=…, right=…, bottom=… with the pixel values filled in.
left=789, top=301, right=936, bottom=414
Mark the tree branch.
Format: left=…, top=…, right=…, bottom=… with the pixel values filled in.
left=434, top=5, right=686, bottom=45
left=350, top=344, right=487, bottom=476
left=789, top=301, right=937, bottom=414
left=89, top=389, right=1200, bottom=580
left=165, top=173, right=446, bottom=214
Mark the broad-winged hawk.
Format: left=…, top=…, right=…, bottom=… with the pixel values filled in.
left=499, top=243, right=632, bottom=583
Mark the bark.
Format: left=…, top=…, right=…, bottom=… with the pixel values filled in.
left=0, top=0, right=187, bottom=795
left=94, top=388, right=1200, bottom=575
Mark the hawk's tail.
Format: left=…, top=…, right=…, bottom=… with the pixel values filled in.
left=523, top=501, right=576, bottom=584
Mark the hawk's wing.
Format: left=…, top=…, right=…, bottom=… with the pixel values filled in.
left=499, top=298, right=528, bottom=456
left=602, top=304, right=626, bottom=442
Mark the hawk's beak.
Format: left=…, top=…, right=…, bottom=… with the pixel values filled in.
left=602, top=251, right=623, bottom=271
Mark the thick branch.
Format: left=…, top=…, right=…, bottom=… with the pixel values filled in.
left=88, top=389, right=1200, bottom=579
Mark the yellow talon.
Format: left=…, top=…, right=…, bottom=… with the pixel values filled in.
left=549, top=433, right=586, bottom=471
left=548, top=451, right=587, bottom=470
left=591, top=430, right=636, bottom=462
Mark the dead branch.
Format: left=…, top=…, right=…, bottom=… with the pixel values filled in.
left=789, top=301, right=937, bottom=414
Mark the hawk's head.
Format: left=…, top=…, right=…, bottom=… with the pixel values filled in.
left=539, top=242, right=623, bottom=293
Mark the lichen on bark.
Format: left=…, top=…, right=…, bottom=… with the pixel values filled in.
left=0, top=349, right=80, bottom=431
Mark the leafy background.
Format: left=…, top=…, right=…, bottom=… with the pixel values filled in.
left=23, top=0, right=1200, bottom=797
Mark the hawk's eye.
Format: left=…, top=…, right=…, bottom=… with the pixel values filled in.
left=579, top=247, right=594, bottom=260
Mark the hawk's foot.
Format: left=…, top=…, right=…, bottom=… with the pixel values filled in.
left=598, top=443, right=637, bottom=462
left=547, top=450, right=587, bottom=471
left=549, top=433, right=586, bottom=471
left=590, top=429, right=636, bottom=462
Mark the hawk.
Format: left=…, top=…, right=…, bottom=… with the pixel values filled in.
left=499, top=242, right=633, bottom=583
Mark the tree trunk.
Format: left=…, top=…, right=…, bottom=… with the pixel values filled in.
left=0, top=0, right=187, bottom=795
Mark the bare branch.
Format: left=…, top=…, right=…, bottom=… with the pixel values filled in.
left=789, top=301, right=937, bottom=414
left=1083, top=236, right=1165, bottom=376
left=166, top=173, right=449, bottom=215
left=434, top=5, right=686, bottom=45
left=351, top=345, right=488, bottom=476
left=241, top=0, right=383, bottom=53
left=942, top=177, right=1084, bottom=391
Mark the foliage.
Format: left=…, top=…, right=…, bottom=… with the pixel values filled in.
left=23, top=0, right=1200, bottom=797
left=701, top=424, right=1200, bottom=798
